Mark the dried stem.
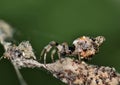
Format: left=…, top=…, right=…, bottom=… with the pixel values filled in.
left=0, top=20, right=120, bottom=85
left=11, top=60, right=27, bottom=85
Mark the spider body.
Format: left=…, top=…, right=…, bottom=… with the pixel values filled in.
left=40, top=36, right=105, bottom=64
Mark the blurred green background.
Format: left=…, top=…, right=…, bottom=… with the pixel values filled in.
left=0, top=0, right=120, bottom=85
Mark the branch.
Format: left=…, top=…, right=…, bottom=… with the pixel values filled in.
left=0, top=20, right=120, bottom=85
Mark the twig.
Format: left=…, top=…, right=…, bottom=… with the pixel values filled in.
left=11, top=60, right=27, bottom=85
left=4, top=43, right=120, bottom=85
left=0, top=20, right=120, bottom=85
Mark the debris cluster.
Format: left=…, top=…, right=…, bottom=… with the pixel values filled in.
left=0, top=20, right=120, bottom=85
left=47, top=58, right=120, bottom=85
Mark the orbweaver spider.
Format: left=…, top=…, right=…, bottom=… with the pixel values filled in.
left=40, top=36, right=105, bottom=64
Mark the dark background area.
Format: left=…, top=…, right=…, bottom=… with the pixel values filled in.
left=0, top=0, right=120, bottom=85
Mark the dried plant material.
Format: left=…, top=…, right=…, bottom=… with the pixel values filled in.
left=0, top=20, right=13, bottom=42
left=0, top=20, right=13, bottom=53
left=46, top=58, right=120, bottom=85
left=0, top=20, right=27, bottom=85
left=0, top=20, right=120, bottom=85
left=12, top=60, right=28, bottom=85
left=2, top=41, right=120, bottom=85
left=3, top=41, right=44, bottom=68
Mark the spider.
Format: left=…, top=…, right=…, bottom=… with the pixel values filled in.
left=40, top=36, right=105, bottom=64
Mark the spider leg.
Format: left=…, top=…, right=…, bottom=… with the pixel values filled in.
left=78, top=53, right=81, bottom=61
left=51, top=49, right=56, bottom=62
left=57, top=52, right=61, bottom=60
left=40, top=48, right=46, bottom=60
left=62, top=42, right=69, bottom=53
left=43, top=52, right=47, bottom=64
left=51, top=43, right=66, bottom=62
left=57, top=42, right=70, bottom=63
left=40, top=44, right=52, bottom=64
left=40, top=41, right=58, bottom=64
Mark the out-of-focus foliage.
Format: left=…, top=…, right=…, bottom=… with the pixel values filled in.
left=0, top=0, right=120, bottom=85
